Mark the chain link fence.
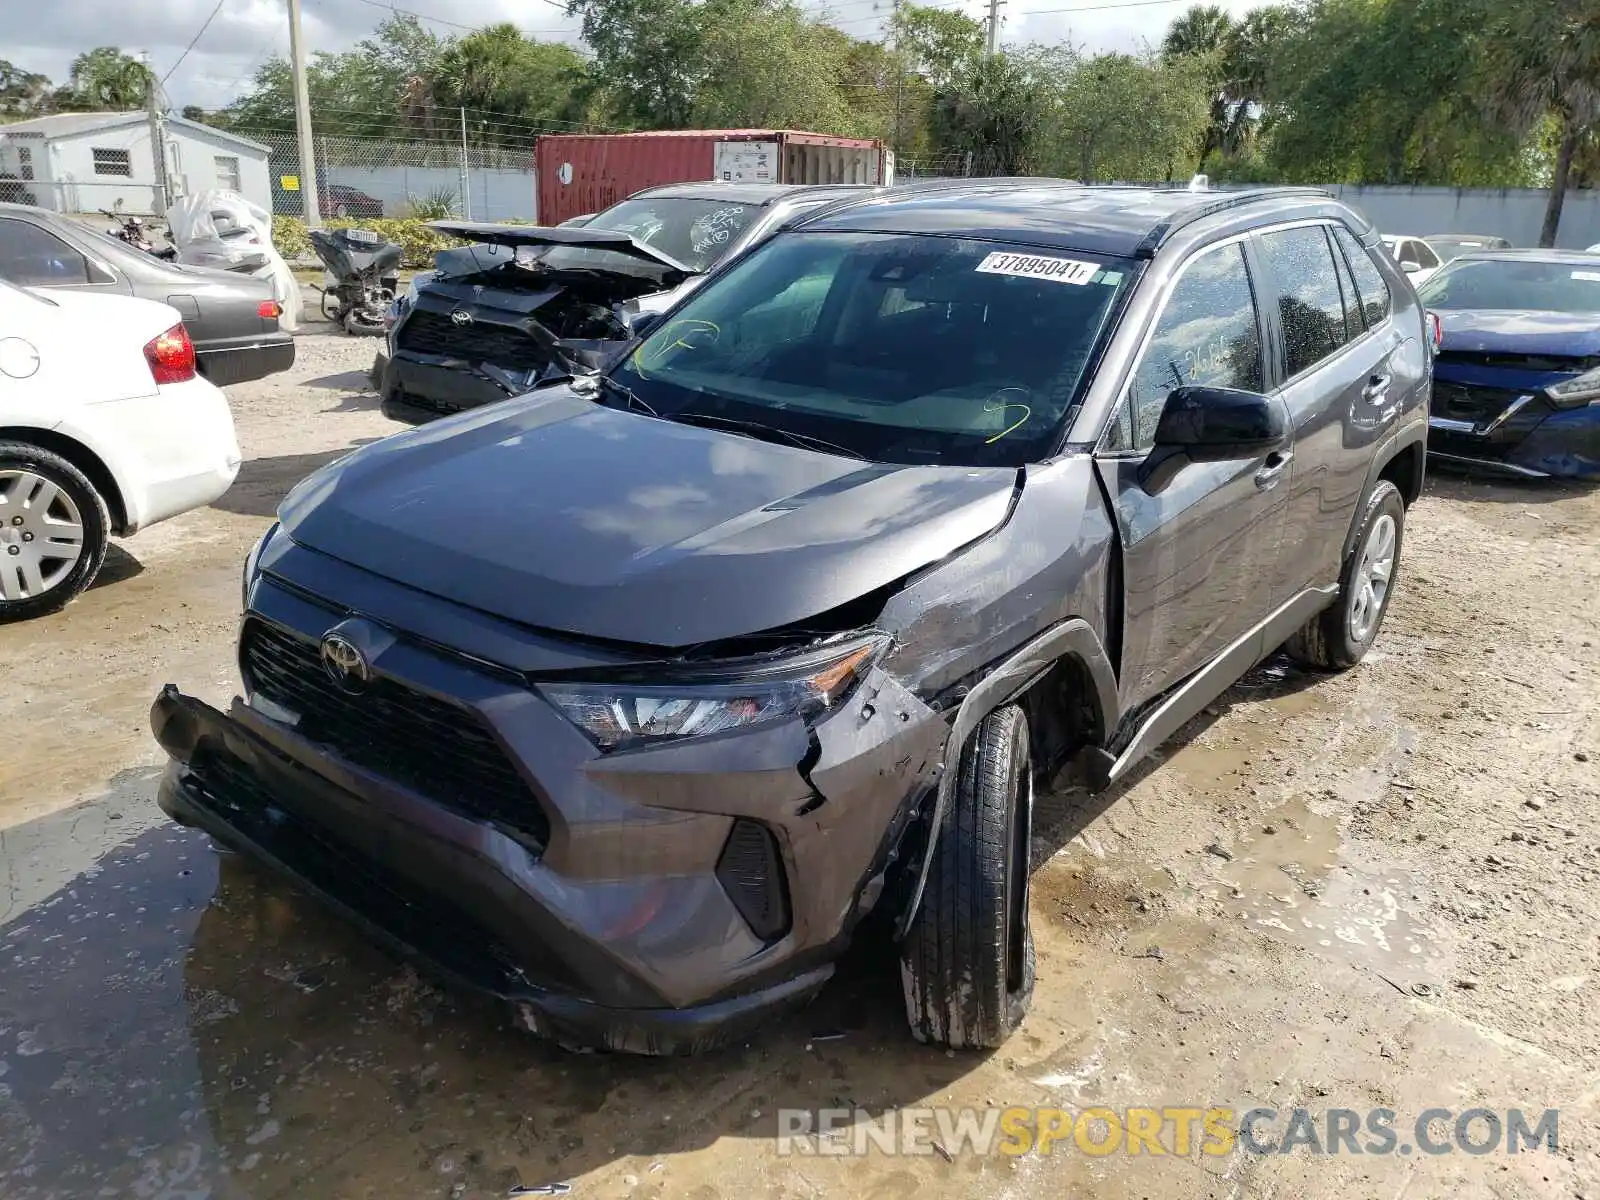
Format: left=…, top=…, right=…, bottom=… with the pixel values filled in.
left=241, top=130, right=538, bottom=222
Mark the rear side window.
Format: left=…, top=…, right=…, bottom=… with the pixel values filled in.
left=1332, top=225, right=1392, bottom=329
left=0, top=218, right=91, bottom=287
left=1109, top=242, right=1263, bottom=451
left=1258, top=225, right=1350, bottom=378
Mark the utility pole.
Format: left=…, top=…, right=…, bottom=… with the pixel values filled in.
left=891, top=0, right=903, bottom=158
left=986, top=0, right=1005, bottom=55
left=459, top=107, right=472, bottom=220
left=286, top=0, right=322, bottom=227
left=141, top=52, right=169, bottom=216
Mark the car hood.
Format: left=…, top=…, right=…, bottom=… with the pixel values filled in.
left=429, top=220, right=694, bottom=276
left=277, top=389, right=1018, bottom=647
left=1436, top=310, right=1600, bottom=357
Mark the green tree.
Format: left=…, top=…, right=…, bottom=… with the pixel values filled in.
left=59, top=47, right=150, bottom=111
left=217, top=15, right=442, bottom=137
left=0, top=60, right=53, bottom=118
left=433, top=23, right=591, bottom=140
left=1480, top=0, right=1600, bottom=245
left=895, top=3, right=985, bottom=89
left=930, top=47, right=1059, bottom=175
left=1162, top=5, right=1232, bottom=59
left=569, top=0, right=707, bottom=128
left=1264, top=0, right=1526, bottom=187
left=692, top=0, right=855, bottom=130
left=1046, top=51, right=1213, bottom=182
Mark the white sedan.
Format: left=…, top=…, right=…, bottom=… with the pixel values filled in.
left=1380, top=235, right=1442, bottom=286
left=0, top=282, right=241, bottom=620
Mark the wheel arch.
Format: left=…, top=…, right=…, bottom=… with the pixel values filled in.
left=0, top=426, right=129, bottom=535
left=1342, top=428, right=1424, bottom=564
left=893, top=618, right=1119, bottom=938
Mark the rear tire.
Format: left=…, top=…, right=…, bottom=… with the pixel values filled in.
left=900, top=704, right=1035, bottom=1049
left=1286, top=479, right=1405, bottom=670
left=0, top=441, right=109, bottom=622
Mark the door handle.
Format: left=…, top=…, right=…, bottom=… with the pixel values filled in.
left=1254, top=450, right=1292, bottom=490
left=1362, top=373, right=1393, bottom=401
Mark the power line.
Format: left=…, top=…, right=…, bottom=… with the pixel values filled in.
left=1018, top=0, right=1191, bottom=15
left=347, top=0, right=576, bottom=35
left=163, top=0, right=230, bottom=84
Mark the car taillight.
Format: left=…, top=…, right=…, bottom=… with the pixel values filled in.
left=1424, top=311, right=1443, bottom=355
left=144, top=322, right=196, bottom=385
left=257, top=300, right=282, bottom=319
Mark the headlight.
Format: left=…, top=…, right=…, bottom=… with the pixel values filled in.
left=242, top=523, right=277, bottom=609
left=1543, top=366, right=1600, bottom=409
left=538, top=635, right=887, bottom=751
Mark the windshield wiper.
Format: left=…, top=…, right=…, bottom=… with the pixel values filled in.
left=593, top=373, right=659, bottom=416
left=668, top=410, right=865, bottom=459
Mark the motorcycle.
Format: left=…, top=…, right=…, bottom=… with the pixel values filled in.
left=101, top=210, right=177, bottom=260
left=307, top=227, right=402, bottom=337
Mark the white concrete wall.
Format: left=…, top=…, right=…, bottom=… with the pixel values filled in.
left=317, top=164, right=538, bottom=221
left=27, top=123, right=269, bottom=215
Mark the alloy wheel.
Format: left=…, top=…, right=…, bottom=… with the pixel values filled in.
left=1347, top=512, right=1396, bottom=644
left=0, top=469, right=86, bottom=601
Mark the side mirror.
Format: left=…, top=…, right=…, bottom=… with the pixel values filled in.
left=1139, top=385, right=1287, bottom=493
left=628, top=310, right=664, bottom=338
left=1400, top=259, right=1422, bottom=273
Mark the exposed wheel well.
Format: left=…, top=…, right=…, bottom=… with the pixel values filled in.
left=0, top=427, right=128, bottom=534
left=1379, top=440, right=1424, bottom=507
left=1016, top=654, right=1105, bottom=782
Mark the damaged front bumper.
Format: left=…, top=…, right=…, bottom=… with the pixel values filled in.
left=148, top=605, right=947, bottom=1053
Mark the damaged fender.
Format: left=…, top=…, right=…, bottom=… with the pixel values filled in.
left=893, top=617, right=1119, bottom=938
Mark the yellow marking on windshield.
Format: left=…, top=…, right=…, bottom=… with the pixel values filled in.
left=983, top=399, right=1032, bottom=443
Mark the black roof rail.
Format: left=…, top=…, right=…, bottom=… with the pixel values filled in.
left=1133, top=186, right=1334, bottom=258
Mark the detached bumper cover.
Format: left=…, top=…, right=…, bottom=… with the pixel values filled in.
left=150, top=686, right=831, bottom=1053
left=196, top=335, right=296, bottom=387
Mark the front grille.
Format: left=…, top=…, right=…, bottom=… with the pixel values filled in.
left=716, top=819, right=790, bottom=941
left=1431, top=380, right=1524, bottom=425
left=240, top=618, right=550, bottom=848
left=186, top=748, right=571, bottom=994
left=398, top=310, right=548, bottom=370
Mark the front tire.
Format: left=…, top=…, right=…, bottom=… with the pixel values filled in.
left=1286, top=479, right=1405, bottom=670
left=0, top=442, right=110, bottom=622
left=900, top=704, right=1035, bottom=1049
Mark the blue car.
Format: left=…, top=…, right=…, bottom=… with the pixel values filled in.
left=1417, top=249, right=1600, bottom=480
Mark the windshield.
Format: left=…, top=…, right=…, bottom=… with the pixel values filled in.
left=1417, top=258, right=1600, bottom=314
left=609, top=231, right=1136, bottom=467
left=540, top=197, right=760, bottom=275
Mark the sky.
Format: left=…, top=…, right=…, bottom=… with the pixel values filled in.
left=0, top=0, right=1270, bottom=113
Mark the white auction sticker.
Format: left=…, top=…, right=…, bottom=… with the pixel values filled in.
left=975, top=251, right=1100, bottom=285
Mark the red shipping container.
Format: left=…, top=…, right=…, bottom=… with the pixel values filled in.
left=535, top=129, right=888, bottom=226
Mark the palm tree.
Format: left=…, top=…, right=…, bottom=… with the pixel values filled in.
left=1162, top=6, right=1233, bottom=169
left=1162, top=5, right=1232, bottom=60
left=64, top=47, right=151, bottom=111
left=1483, top=0, right=1600, bottom=246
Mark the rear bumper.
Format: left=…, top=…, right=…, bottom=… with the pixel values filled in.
left=196, top=335, right=296, bottom=387
left=151, top=685, right=833, bottom=1054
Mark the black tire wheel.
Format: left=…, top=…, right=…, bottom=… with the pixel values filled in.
left=1286, top=479, right=1405, bottom=670
left=900, top=704, right=1035, bottom=1049
left=0, top=441, right=110, bottom=622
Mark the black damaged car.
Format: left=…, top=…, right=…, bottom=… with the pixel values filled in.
left=153, top=182, right=1429, bottom=1054
left=381, top=182, right=873, bottom=425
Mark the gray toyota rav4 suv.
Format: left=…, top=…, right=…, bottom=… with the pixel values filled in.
left=151, top=182, right=1429, bottom=1054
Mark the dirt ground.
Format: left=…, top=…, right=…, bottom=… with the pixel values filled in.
left=1, top=327, right=1597, bottom=1200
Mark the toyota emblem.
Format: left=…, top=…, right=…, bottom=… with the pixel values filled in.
left=320, top=631, right=370, bottom=692
left=450, top=308, right=474, bottom=326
